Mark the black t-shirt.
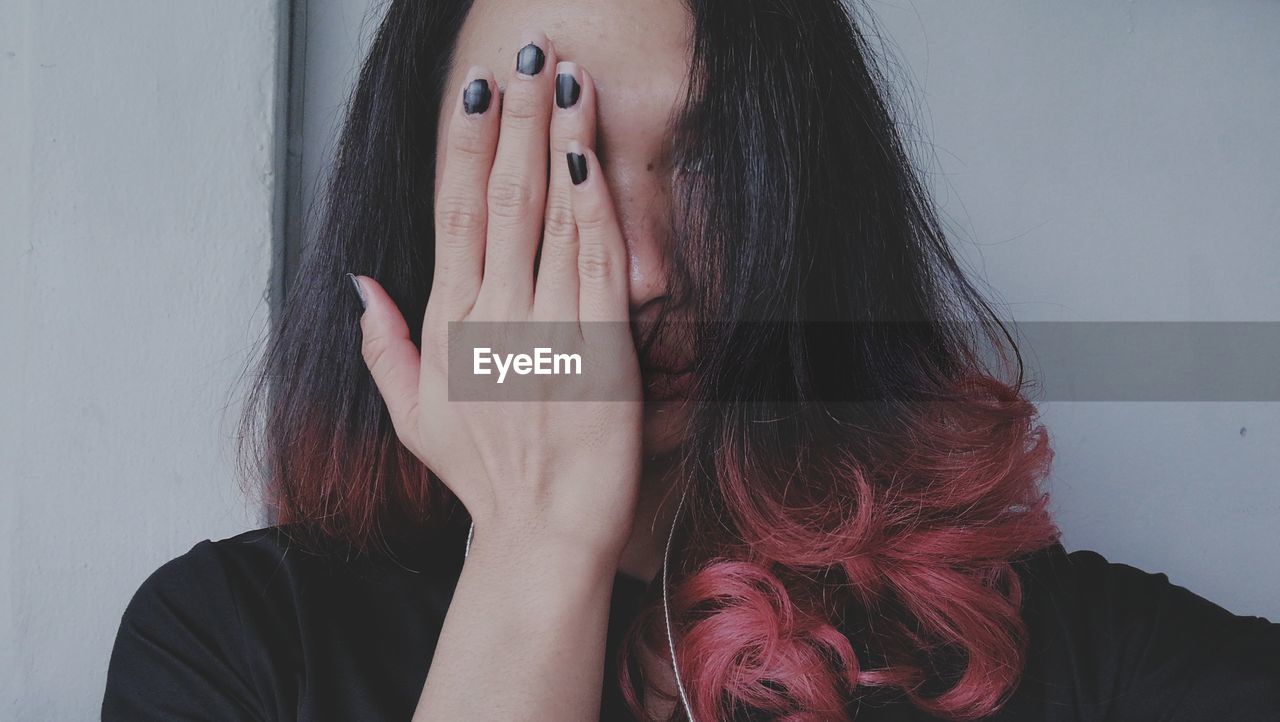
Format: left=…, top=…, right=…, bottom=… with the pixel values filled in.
left=102, top=520, right=1280, bottom=721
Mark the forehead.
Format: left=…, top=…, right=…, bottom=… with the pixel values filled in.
left=446, top=0, right=694, bottom=151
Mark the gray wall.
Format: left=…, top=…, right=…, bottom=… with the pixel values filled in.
left=2, top=1, right=284, bottom=719
left=869, top=0, right=1280, bottom=617
left=1, top=0, right=1276, bottom=718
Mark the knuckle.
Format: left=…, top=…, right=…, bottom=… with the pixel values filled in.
left=543, top=199, right=576, bottom=238
left=360, top=333, right=394, bottom=374
left=577, top=245, right=615, bottom=281
left=573, top=197, right=611, bottom=233
left=449, top=123, right=490, bottom=160
left=435, top=196, right=486, bottom=238
left=576, top=208, right=611, bottom=236
left=500, top=90, right=544, bottom=125
left=549, top=132, right=580, bottom=155
left=486, top=172, right=536, bottom=219
left=576, top=213, right=606, bottom=233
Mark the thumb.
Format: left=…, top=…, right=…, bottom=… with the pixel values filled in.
left=349, top=273, right=422, bottom=455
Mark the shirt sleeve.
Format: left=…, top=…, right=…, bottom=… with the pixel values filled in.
left=101, top=540, right=273, bottom=722
left=1063, top=548, right=1280, bottom=721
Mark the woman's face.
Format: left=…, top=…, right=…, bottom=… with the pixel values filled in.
left=434, top=0, right=696, bottom=456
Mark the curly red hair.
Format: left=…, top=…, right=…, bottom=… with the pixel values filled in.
left=617, top=374, right=1059, bottom=720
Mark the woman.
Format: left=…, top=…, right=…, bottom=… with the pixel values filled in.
left=102, top=0, right=1280, bottom=720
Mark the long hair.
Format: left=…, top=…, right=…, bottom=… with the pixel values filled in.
left=235, top=1, right=1061, bottom=719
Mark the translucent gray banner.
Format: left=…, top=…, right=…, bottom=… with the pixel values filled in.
left=1004, top=321, right=1280, bottom=401
left=446, top=321, right=1280, bottom=402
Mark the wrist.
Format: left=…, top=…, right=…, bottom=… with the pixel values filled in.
left=465, top=520, right=624, bottom=583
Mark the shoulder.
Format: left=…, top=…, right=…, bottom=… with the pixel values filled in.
left=114, top=526, right=320, bottom=641
left=124, top=526, right=298, bottom=606
left=104, top=524, right=465, bottom=720
left=1009, top=542, right=1280, bottom=720
left=1013, top=542, right=1280, bottom=649
left=103, top=527, right=305, bottom=720
left=116, top=522, right=467, bottom=631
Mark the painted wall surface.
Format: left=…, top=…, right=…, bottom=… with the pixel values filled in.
left=1, top=1, right=282, bottom=718
left=870, top=0, right=1280, bottom=618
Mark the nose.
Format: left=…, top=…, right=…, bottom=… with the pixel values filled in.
left=607, top=163, right=672, bottom=315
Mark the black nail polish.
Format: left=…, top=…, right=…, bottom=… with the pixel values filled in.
left=555, top=72, right=580, bottom=108
left=516, top=42, right=545, bottom=76
left=566, top=152, right=587, bottom=185
left=462, top=78, right=491, bottom=115
left=346, top=272, right=367, bottom=310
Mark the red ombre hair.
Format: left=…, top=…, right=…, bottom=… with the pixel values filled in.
left=616, top=375, right=1058, bottom=720
left=234, top=0, right=1061, bottom=719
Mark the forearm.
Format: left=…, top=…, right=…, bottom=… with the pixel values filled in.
left=411, top=530, right=620, bottom=721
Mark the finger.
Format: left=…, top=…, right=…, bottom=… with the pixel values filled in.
left=535, top=61, right=597, bottom=319
left=565, top=142, right=629, bottom=323
left=432, top=65, right=500, bottom=313
left=352, top=274, right=424, bottom=457
left=475, top=29, right=557, bottom=312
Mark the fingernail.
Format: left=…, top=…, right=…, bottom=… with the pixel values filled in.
left=555, top=62, right=581, bottom=109
left=566, top=149, right=588, bottom=185
left=462, top=76, right=491, bottom=115
left=346, top=272, right=367, bottom=310
left=516, top=39, right=546, bottom=76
